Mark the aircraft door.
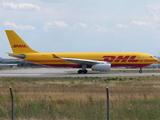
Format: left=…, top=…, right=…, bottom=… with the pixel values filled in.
left=139, top=55, right=145, bottom=63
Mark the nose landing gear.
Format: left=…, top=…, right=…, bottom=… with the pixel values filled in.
left=139, top=68, right=142, bottom=73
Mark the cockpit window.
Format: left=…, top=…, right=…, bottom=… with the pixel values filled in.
left=150, top=56, right=154, bottom=58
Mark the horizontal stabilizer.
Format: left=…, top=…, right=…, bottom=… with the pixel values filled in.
left=7, top=53, right=26, bottom=59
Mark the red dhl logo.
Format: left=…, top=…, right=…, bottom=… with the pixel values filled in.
left=103, top=56, right=139, bottom=62
left=12, top=45, right=28, bottom=48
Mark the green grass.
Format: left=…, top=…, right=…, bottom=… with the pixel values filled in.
left=110, top=98, right=160, bottom=120
left=0, top=76, right=160, bottom=119
left=1, top=96, right=160, bottom=119
left=0, top=98, right=106, bottom=120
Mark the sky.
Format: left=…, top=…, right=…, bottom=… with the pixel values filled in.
left=1, top=0, right=160, bottom=58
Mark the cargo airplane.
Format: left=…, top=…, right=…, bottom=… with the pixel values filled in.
left=5, top=30, right=158, bottom=74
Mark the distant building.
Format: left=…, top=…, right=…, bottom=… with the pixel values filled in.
left=0, top=58, right=23, bottom=64
left=0, top=64, right=18, bottom=68
left=0, top=58, right=20, bottom=68
left=0, top=57, right=44, bottom=67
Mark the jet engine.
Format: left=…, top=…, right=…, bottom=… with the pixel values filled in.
left=92, top=63, right=111, bottom=72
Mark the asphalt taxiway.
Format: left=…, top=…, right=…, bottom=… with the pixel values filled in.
left=0, top=68, right=160, bottom=77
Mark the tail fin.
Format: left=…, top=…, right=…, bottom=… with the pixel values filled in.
left=5, top=30, right=38, bottom=54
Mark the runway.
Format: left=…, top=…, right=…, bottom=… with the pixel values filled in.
left=0, top=68, right=160, bottom=77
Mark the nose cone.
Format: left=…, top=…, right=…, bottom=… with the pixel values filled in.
left=154, top=58, right=158, bottom=63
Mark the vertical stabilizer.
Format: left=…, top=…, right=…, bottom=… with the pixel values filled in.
left=5, top=30, right=38, bottom=53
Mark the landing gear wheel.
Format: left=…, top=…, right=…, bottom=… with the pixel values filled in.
left=83, top=70, right=88, bottom=74
left=78, top=69, right=88, bottom=74
left=78, top=64, right=88, bottom=74
left=78, top=70, right=82, bottom=74
left=139, top=70, right=142, bottom=73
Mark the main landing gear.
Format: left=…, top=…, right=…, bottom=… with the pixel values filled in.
left=78, top=64, right=88, bottom=74
left=78, top=69, right=88, bottom=74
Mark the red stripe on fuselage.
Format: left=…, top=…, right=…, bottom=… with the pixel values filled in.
left=111, top=64, right=150, bottom=68
left=43, top=64, right=82, bottom=68
left=27, top=60, right=65, bottom=62
left=42, top=63, right=150, bottom=68
left=144, top=59, right=158, bottom=62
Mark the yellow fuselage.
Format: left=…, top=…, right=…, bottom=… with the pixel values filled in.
left=11, top=52, right=158, bottom=68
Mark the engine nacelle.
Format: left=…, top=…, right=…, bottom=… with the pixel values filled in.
left=92, top=63, right=111, bottom=72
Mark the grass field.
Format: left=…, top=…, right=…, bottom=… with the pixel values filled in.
left=0, top=69, right=160, bottom=119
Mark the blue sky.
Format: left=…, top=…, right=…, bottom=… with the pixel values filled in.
left=1, top=0, right=160, bottom=58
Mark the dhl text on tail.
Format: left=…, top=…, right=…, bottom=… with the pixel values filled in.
left=5, top=30, right=158, bottom=74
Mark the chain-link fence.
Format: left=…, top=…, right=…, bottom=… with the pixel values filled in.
left=0, top=94, right=107, bottom=120
left=1, top=87, right=160, bottom=120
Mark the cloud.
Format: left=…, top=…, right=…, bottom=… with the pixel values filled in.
left=116, top=24, right=128, bottom=29
left=146, top=4, right=160, bottom=21
left=94, top=24, right=108, bottom=32
left=4, top=21, right=36, bottom=30
left=43, top=8, right=57, bottom=14
left=40, top=0, right=73, bottom=3
left=2, top=2, right=40, bottom=10
left=146, top=4, right=160, bottom=11
left=74, top=23, right=88, bottom=28
left=54, top=21, right=68, bottom=27
left=44, top=21, right=68, bottom=31
left=85, top=7, right=97, bottom=12
left=131, top=20, right=153, bottom=27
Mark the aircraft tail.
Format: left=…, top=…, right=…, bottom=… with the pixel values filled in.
left=5, top=30, right=38, bottom=54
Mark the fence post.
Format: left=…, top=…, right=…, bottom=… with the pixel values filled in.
left=9, top=87, right=14, bottom=120
left=106, top=87, right=110, bottom=120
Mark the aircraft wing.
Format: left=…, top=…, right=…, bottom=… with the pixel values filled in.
left=52, top=54, right=108, bottom=65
